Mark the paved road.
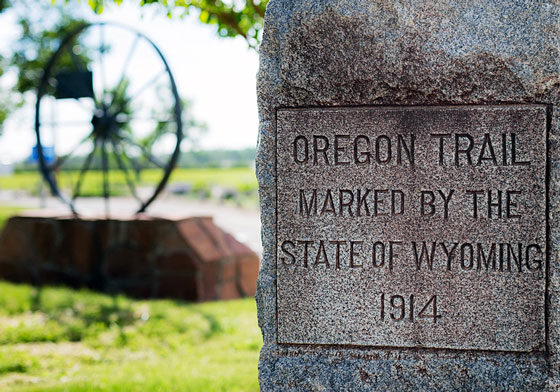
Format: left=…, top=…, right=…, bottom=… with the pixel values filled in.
left=0, top=191, right=263, bottom=256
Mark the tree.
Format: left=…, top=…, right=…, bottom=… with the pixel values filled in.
left=0, top=0, right=247, bottom=132
left=0, top=1, right=90, bottom=133
left=11, top=10, right=89, bottom=101
left=70, top=0, right=268, bottom=49
left=0, top=56, right=14, bottom=129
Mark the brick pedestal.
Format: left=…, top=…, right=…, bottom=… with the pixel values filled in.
left=0, top=215, right=259, bottom=301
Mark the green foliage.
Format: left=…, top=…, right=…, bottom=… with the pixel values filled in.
left=0, top=56, right=15, bottom=132
left=0, top=1, right=90, bottom=130
left=0, top=0, right=11, bottom=12
left=140, top=94, right=208, bottom=155
left=0, top=0, right=261, bottom=132
left=0, top=351, right=38, bottom=375
left=0, top=94, right=13, bottom=132
left=74, top=0, right=268, bottom=49
left=0, top=281, right=261, bottom=391
left=11, top=14, right=89, bottom=97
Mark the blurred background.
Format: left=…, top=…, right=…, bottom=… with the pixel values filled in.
left=0, top=0, right=265, bottom=390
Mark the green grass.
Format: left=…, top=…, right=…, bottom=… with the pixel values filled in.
left=0, top=168, right=257, bottom=198
left=0, top=281, right=262, bottom=391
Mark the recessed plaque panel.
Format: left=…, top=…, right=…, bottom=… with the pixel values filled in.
left=276, top=105, right=547, bottom=352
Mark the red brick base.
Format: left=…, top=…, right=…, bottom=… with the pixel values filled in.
left=0, top=215, right=260, bottom=302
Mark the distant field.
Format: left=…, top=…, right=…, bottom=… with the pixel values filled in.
left=0, top=167, right=258, bottom=198
left=0, top=281, right=261, bottom=391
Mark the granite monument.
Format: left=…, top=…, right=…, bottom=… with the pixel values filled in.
left=256, top=1, right=560, bottom=390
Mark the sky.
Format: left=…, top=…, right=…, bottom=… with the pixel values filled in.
left=0, top=1, right=260, bottom=163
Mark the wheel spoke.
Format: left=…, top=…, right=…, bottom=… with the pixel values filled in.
left=36, top=21, right=182, bottom=216
left=116, top=115, right=173, bottom=124
left=52, top=132, right=93, bottom=170
left=72, top=138, right=98, bottom=200
left=98, top=24, right=108, bottom=105
left=129, top=70, right=166, bottom=101
left=101, top=139, right=110, bottom=216
left=69, top=46, right=86, bottom=72
left=39, top=120, right=92, bottom=128
left=115, top=34, right=140, bottom=91
left=109, top=70, right=166, bottom=117
left=110, top=136, right=141, bottom=203
left=120, top=135, right=166, bottom=169
left=122, top=151, right=144, bottom=181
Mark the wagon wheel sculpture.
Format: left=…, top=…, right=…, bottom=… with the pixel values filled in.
left=35, top=22, right=182, bottom=215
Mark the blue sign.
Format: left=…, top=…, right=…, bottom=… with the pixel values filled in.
left=30, top=146, right=55, bottom=164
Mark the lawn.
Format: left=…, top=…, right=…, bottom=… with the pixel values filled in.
left=0, top=281, right=262, bottom=391
left=0, top=170, right=261, bottom=390
left=0, top=167, right=258, bottom=198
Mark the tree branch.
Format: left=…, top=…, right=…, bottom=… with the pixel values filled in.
left=248, top=0, right=265, bottom=18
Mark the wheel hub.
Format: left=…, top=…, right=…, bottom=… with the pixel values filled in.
left=35, top=21, right=183, bottom=216
left=91, top=108, right=117, bottom=139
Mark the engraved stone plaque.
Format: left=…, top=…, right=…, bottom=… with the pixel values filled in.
left=276, top=105, right=547, bottom=352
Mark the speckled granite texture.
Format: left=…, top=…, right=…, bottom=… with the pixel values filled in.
left=255, top=1, right=560, bottom=390
left=276, top=105, right=547, bottom=352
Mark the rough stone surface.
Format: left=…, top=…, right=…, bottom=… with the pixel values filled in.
left=256, top=1, right=560, bottom=390
left=0, top=215, right=259, bottom=302
left=277, top=105, right=547, bottom=352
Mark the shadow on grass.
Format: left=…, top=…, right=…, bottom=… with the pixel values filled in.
left=3, top=283, right=227, bottom=346
left=0, top=280, right=261, bottom=391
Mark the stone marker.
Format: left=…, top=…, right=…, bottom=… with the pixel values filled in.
left=0, top=215, right=259, bottom=301
left=256, top=1, right=560, bottom=390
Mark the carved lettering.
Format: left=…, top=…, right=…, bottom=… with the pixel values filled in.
left=278, top=239, right=544, bottom=274
left=291, top=134, right=415, bottom=166
left=467, top=189, right=522, bottom=219
left=277, top=106, right=546, bottom=351
left=298, top=189, right=405, bottom=217
left=412, top=241, right=436, bottom=270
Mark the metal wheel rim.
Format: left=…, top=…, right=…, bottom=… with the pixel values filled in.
left=34, top=21, right=183, bottom=215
